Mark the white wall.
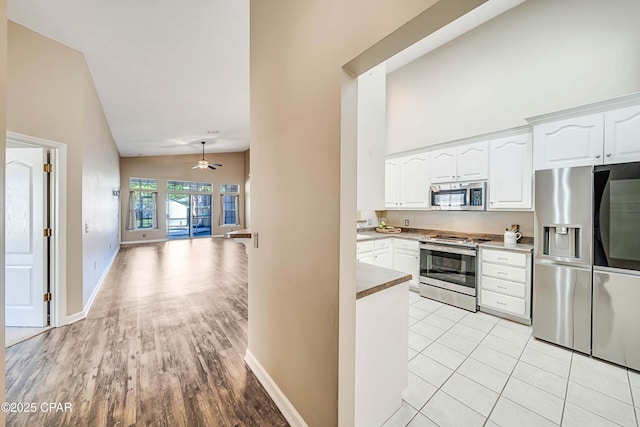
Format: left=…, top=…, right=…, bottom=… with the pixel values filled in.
left=386, top=0, right=640, bottom=154
left=357, top=62, right=386, bottom=211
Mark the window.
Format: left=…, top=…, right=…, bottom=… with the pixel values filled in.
left=130, top=177, right=158, bottom=191
left=127, top=178, right=158, bottom=230
left=167, top=180, right=212, bottom=192
left=219, top=184, right=240, bottom=226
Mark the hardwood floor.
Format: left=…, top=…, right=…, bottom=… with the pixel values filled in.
left=5, top=238, right=288, bottom=427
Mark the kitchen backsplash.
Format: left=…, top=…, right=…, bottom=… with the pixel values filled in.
left=385, top=210, right=534, bottom=236
left=357, top=210, right=381, bottom=228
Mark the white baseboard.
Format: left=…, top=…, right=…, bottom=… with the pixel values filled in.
left=62, top=246, right=120, bottom=326
left=83, top=246, right=120, bottom=317
left=244, top=350, right=308, bottom=427
left=121, top=238, right=166, bottom=245
left=65, top=311, right=85, bottom=325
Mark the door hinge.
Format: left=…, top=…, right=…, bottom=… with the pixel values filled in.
left=44, top=292, right=52, bottom=302
left=44, top=163, right=53, bottom=173
left=43, top=228, right=52, bottom=237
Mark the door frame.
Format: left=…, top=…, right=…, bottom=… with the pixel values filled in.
left=6, top=131, right=67, bottom=327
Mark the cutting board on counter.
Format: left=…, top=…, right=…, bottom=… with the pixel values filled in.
left=376, top=227, right=402, bottom=234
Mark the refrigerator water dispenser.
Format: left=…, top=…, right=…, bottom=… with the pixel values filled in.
left=543, top=225, right=580, bottom=258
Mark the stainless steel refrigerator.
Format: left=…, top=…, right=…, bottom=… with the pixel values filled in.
left=592, top=161, right=640, bottom=371
left=533, top=166, right=593, bottom=354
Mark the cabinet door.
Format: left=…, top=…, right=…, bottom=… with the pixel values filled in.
left=393, top=249, right=419, bottom=285
left=604, top=105, right=640, bottom=164
left=429, top=148, right=457, bottom=184
left=384, top=158, right=400, bottom=208
left=533, top=113, right=604, bottom=170
left=374, top=248, right=392, bottom=269
left=488, top=134, right=533, bottom=210
left=357, top=251, right=374, bottom=265
left=400, top=152, right=429, bottom=208
left=457, top=141, right=488, bottom=181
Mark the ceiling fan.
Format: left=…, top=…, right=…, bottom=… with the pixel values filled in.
left=192, top=141, right=223, bottom=170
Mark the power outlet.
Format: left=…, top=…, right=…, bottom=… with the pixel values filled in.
left=404, top=219, right=409, bottom=226
left=143, top=233, right=147, bottom=238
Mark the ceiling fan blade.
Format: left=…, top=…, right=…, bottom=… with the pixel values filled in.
left=210, top=163, right=223, bottom=167
left=191, top=165, right=200, bottom=169
left=208, top=165, right=217, bottom=170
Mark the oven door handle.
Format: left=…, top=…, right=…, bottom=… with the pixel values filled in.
left=420, top=243, right=477, bottom=257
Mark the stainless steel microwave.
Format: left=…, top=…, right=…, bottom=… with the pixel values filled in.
left=429, top=181, right=486, bottom=211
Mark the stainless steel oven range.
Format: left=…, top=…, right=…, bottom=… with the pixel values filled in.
left=419, top=236, right=489, bottom=312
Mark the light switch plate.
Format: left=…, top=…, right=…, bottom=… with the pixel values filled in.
left=254, top=232, right=259, bottom=248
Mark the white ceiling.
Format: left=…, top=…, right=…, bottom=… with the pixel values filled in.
left=8, top=0, right=249, bottom=157
left=7, top=0, right=522, bottom=158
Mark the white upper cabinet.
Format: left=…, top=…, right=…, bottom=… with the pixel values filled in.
left=429, top=148, right=457, bottom=183
left=532, top=102, right=640, bottom=171
left=430, top=142, right=488, bottom=184
left=399, top=153, right=429, bottom=208
left=384, top=158, right=400, bottom=208
left=604, top=105, right=640, bottom=164
left=386, top=151, right=429, bottom=209
left=488, top=134, right=533, bottom=210
left=533, top=113, right=603, bottom=170
left=457, top=141, right=489, bottom=181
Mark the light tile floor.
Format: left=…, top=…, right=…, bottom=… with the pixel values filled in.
left=383, top=291, right=640, bottom=427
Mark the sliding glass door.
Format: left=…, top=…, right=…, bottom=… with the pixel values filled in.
left=166, top=180, right=213, bottom=240
left=191, top=194, right=212, bottom=237
left=167, top=193, right=190, bottom=239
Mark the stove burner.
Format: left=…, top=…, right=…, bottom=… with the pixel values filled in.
left=419, top=234, right=492, bottom=248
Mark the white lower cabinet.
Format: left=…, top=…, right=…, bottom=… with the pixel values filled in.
left=478, top=245, right=533, bottom=324
left=357, top=238, right=392, bottom=269
left=392, top=238, right=420, bottom=291
left=357, top=237, right=420, bottom=291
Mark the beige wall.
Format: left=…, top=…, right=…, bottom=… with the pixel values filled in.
left=386, top=0, right=640, bottom=153
left=82, top=64, right=121, bottom=306
left=249, top=1, right=482, bottom=425
left=7, top=21, right=120, bottom=316
left=0, top=0, right=7, bottom=417
left=119, top=152, right=246, bottom=242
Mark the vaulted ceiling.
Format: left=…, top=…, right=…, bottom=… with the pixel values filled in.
left=8, top=0, right=524, bottom=158
left=8, top=0, right=249, bottom=157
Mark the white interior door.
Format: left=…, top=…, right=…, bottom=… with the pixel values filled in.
left=5, top=147, right=47, bottom=327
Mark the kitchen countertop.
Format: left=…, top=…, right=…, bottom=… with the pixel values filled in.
left=479, top=241, right=534, bottom=253
left=356, top=228, right=534, bottom=246
left=357, top=230, right=426, bottom=242
left=356, top=262, right=411, bottom=300
left=224, top=229, right=252, bottom=239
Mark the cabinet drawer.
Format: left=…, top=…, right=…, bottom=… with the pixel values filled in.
left=357, top=241, right=374, bottom=253
left=394, top=239, right=419, bottom=251
left=481, top=290, right=525, bottom=316
left=482, top=249, right=526, bottom=267
left=481, top=276, right=525, bottom=298
left=374, top=239, right=391, bottom=249
left=482, top=263, right=527, bottom=284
